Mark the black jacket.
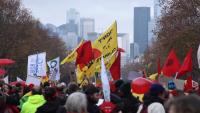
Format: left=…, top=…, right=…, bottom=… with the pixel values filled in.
left=36, top=98, right=61, bottom=113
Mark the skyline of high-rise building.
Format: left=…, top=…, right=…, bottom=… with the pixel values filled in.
left=80, top=18, right=95, bottom=39
left=66, top=8, right=80, bottom=24
left=118, top=33, right=130, bottom=66
left=133, top=7, right=150, bottom=55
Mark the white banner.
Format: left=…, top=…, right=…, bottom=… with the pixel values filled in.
left=26, top=75, right=41, bottom=86
left=100, top=57, right=110, bottom=102
left=197, top=44, right=200, bottom=69
left=47, top=57, right=60, bottom=81
left=27, top=52, right=46, bottom=77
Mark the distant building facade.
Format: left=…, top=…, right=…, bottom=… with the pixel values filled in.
left=80, top=18, right=95, bottom=39
left=118, top=33, right=130, bottom=66
left=134, top=7, right=150, bottom=55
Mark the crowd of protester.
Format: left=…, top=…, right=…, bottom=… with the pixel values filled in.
left=0, top=79, right=200, bottom=113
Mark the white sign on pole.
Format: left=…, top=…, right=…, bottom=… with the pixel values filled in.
left=197, top=44, right=200, bottom=69
left=47, top=57, right=60, bottom=81
left=27, top=52, right=46, bottom=77
left=26, top=75, right=41, bottom=86
left=100, top=57, right=110, bottom=102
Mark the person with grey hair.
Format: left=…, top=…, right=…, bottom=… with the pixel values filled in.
left=65, top=92, right=88, bottom=113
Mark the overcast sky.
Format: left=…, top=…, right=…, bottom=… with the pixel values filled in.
left=22, top=0, right=154, bottom=42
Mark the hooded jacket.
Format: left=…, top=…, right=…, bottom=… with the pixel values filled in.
left=20, top=95, right=46, bottom=113
left=36, top=97, right=61, bottom=113
left=19, top=92, right=32, bottom=109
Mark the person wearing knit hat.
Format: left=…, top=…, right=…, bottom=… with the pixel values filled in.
left=137, top=83, right=166, bottom=113
left=167, top=80, right=178, bottom=98
left=168, top=80, right=176, bottom=90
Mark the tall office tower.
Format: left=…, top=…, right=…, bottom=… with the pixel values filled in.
left=118, top=33, right=130, bottom=66
left=80, top=18, right=95, bottom=39
left=130, top=43, right=140, bottom=60
left=134, top=7, right=150, bottom=55
left=66, top=8, right=80, bottom=24
left=130, top=43, right=134, bottom=60
left=65, top=32, right=79, bottom=49
left=66, top=8, right=80, bottom=36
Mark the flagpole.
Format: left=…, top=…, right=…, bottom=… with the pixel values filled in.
left=174, top=72, right=178, bottom=79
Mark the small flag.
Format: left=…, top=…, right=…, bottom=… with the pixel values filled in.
left=176, top=48, right=192, bottom=78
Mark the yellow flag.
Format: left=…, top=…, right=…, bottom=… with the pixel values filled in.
left=93, top=50, right=118, bottom=72
left=92, top=21, right=118, bottom=56
left=76, top=21, right=118, bottom=82
left=76, top=52, right=117, bottom=83
left=60, top=39, right=84, bottom=65
left=87, top=21, right=118, bottom=75
left=149, top=73, right=158, bottom=81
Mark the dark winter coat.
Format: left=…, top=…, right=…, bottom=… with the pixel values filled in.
left=36, top=98, right=61, bottom=113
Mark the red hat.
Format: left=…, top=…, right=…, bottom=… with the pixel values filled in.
left=100, top=101, right=116, bottom=113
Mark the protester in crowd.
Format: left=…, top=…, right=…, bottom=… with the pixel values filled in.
left=56, top=83, right=68, bottom=113
left=64, top=92, right=88, bottom=113
left=106, top=80, right=124, bottom=113
left=167, top=95, right=200, bottom=113
left=119, top=81, right=140, bottom=113
left=114, top=80, right=124, bottom=96
left=85, top=84, right=101, bottom=113
left=167, top=80, right=178, bottom=98
left=6, top=85, right=21, bottom=106
left=0, top=91, right=7, bottom=113
left=36, top=87, right=61, bottom=113
left=19, top=86, right=32, bottom=110
left=0, top=90, right=20, bottom=113
left=66, top=82, right=79, bottom=95
left=137, top=83, right=166, bottom=113
left=20, top=86, right=46, bottom=113
left=56, top=82, right=67, bottom=105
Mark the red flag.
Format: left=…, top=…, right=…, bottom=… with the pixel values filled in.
left=162, top=49, right=181, bottom=77
left=184, top=75, right=193, bottom=92
left=176, top=48, right=192, bottom=78
left=157, top=57, right=161, bottom=76
left=109, top=51, right=121, bottom=80
left=75, top=41, right=93, bottom=66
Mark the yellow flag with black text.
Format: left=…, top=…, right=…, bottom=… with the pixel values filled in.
left=76, top=21, right=118, bottom=80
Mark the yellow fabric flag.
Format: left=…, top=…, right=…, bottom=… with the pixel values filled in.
left=76, top=65, right=85, bottom=84
left=76, top=21, right=118, bottom=82
left=149, top=73, right=158, bottom=81
left=87, top=21, right=118, bottom=75
left=92, top=21, right=118, bottom=56
left=60, top=39, right=84, bottom=65
left=93, top=50, right=118, bottom=72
